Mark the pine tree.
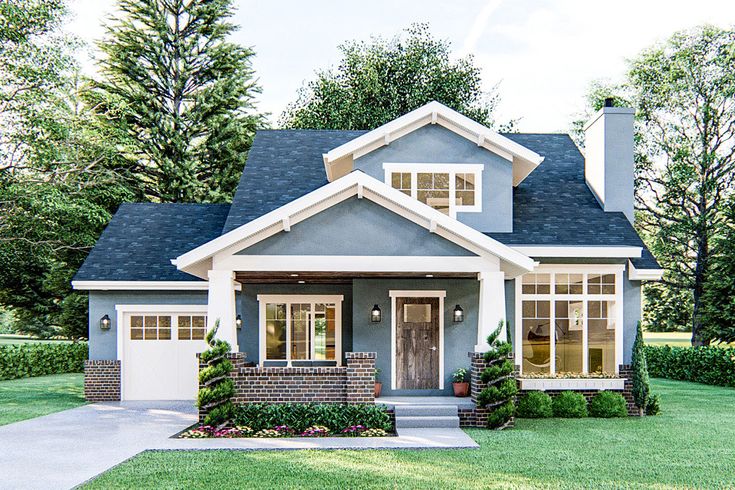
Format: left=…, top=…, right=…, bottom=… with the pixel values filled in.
left=631, top=322, right=650, bottom=416
left=92, top=0, right=262, bottom=203
left=476, top=322, right=517, bottom=429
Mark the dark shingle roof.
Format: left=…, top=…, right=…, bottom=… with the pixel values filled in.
left=223, top=129, right=367, bottom=233
left=74, top=203, right=230, bottom=281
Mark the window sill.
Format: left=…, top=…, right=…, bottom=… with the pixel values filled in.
left=519, top=377, right=625, bottom=391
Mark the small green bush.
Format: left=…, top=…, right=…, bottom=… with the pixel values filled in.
left=645, top=345, right=735, bottom=388
left=646, top=393, right=661, bottom=415
left=516, top=391, right=553, bottom=418
left=552, top=391, right=588, bottom=418
left=0, top=342, right=88, bottom=380
left=233, top=403, right=393, bottom=433
left=589, top=391, right=628, bottom=418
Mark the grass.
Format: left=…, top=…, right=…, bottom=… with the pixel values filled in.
left=643, top=331, right=693, bottom=347
left=0, top=334, right=73, bottom=345
left=0, top=373, right=86, bottom=426
left=85, top=379, right=735, bottom=489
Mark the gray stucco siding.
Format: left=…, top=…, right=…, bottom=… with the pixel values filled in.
left=236, top=196, right=475, bottom=256
left=87, top=290, right=210, bottom=360
left=354, top=125, right=513, bottom=233
left=352, top=278, right=479, bottom=397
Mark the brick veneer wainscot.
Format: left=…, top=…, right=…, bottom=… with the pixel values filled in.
left=84, top=360, right=121, bottom=401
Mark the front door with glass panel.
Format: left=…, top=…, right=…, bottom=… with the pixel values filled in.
left=395, top=297, right=440, bottom=389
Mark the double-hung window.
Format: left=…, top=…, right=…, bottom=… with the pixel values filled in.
left=257, top=295, right=343, bottom=365
left=383, top=163, right=483, bottom=217
left=516, top=267, right=623, bottom=375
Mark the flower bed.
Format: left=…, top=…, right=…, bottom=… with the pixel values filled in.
left=179, top=424, right=389, bottom=439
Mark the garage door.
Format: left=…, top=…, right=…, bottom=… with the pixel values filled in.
left=122, top=310, right=208, bottom=400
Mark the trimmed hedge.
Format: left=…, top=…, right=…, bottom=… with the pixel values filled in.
left=516, top=391, right=553, bottom=418
left=0, top=342, right=88, bottom=380
left=589, top=391, right=628, bottom=418
left=233, top=403, right=393, bottom=433
left=552, top=391, right=588, bottom=418
left=645, top=345, right=735, bottom=388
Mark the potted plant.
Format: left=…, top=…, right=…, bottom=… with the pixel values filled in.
left=374, top=368, right=382, bottom=398
left=452, top=368, right=469, bottom=397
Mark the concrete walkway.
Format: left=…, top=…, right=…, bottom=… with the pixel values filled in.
left=0, top=402, right=477, bottom=490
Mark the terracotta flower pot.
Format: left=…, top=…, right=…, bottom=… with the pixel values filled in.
left=453, top=382, right=469, bottom=397
left=374, top=382, right=382, bottom=398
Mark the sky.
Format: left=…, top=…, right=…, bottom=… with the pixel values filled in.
left=67, top=0, right=735, bottom=133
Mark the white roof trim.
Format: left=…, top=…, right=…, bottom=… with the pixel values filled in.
left=512, top=246, right=642, bottom=258
left=628, top=260, right=664, bottom=281
left=71, top=280, right=242, bottom=291
left=174, top=171, right=535, bottom=277
left=321, top=101, right=544, bottom=185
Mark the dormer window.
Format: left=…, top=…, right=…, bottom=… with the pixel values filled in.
left=384, top=163, right=483, bottom=217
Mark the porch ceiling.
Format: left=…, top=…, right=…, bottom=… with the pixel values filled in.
left=235, top=271, right=477, bottom=284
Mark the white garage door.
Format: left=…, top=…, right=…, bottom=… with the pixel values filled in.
left=122, top=309, right=208, bottom=400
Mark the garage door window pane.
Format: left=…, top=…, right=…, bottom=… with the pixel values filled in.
left=158, top=316, right=171, bottom=340
left=131, top=316, right=143, bottom=340
left=191, top=316, right=206, bottom=340
left=178, top=316, right=191, bottom=340
left=144, top=316, right=157, bottom=339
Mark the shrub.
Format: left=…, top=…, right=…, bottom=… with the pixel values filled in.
left=476, top=321, right=517, bottom=429
left=645, top=345, right=735, bottom=388
left=0, top=342, right=87, bottom=380
left=631, top=322, right=651, bottom=415
left=646, top=394, right=661, bottom=415
left=589, top=391, right=628, bottom=418
left=197, top=321, right=235, bottom=428
left=516, top=391, right=553, bottom=418
left=552, top=391, right=588, bottom=418
left=233, top=403, right=392, bottom=433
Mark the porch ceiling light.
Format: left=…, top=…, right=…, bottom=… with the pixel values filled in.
left=236, top=315, right=243, bottom=330
left=100, top=314, right=111, bottom=330
left=453, top=305, right=464, bottom=323
left=370, top=304, right=382, bottom=323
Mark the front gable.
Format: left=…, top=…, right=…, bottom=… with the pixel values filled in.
left=236, top=196, right=476, bottom=257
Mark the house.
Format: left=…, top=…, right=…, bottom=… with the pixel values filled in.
left=73, top=101, right=661, bottom=419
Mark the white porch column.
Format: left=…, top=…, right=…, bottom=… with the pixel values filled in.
left=475, top=271, right=506, bottom=352
left=207, top=270, right=238, bottom=351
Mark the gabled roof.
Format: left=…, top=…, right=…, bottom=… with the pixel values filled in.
left=73, top=203, right=230, bottom=282
left=321, top=101, right=544, bottom=185
left=175, top=171, right=536, bottom=278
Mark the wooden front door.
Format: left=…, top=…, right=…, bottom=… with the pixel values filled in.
left=396, top=297, right=440, bottom=389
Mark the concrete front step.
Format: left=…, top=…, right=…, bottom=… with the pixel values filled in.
left=393, top=405, right=458, bottom=417
left=395, top=415, right=460, bottom=429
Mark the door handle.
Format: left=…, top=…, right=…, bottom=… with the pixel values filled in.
left=430, top=346, right=437, bottom=351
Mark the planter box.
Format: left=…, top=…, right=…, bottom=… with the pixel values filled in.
left=519, top=377, right=626, bottom=391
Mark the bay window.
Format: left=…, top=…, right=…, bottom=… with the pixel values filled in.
left=516, top=267, right=623, bottom=375
left=383, top=163, right=483, bottom=217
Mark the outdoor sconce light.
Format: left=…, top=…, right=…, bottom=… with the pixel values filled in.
left=453, top=305, right=464, bottom=323
left=235, top=315, right=243, bottom=330
left=100, top=314, right=111, bottom=330
left=370, top=305, right=382, bottom=323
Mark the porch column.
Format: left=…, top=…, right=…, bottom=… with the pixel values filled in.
left=475, top=271, right=506, bottom=352
left=207, top=270, right=238, bottom=351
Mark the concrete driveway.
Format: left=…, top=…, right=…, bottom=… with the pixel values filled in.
left=0, top=401, right=197, bottom=490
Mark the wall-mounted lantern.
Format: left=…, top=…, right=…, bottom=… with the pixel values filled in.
left=100, top=314, right=111, bottom=330
left=370, top=305, right=382, bottom=323
left=235, top=314, right=243, bottom=330
left=453, top=305, right=464, bottom=323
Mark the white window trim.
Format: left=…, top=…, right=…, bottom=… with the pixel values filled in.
left=514, top=264, right=625, bottom=376
left=114, top=304, right=208, bottom=401
left=382, top=163, right=484, bottom=218
left=256, top=294, right=344, bottom=366
left=388, top=290, right=446, bottom=391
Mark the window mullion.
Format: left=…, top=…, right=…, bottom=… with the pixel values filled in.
left=310, top=303, right=315, bottom=361
left=286, top=303, right=292, bottom=366
left=550, top=273, right=556, bottom=375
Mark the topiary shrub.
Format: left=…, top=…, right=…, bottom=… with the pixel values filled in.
left=516, top=391, right=553, bottom=418
left=631, top=322, right=651, bottom=415
left=197, top=320, right=235, bottom=429
left=589, top=391, right=628, bottom=417
left=476, top=321, right=518, bottom=429
left=552, top=391, right=588, bottom=418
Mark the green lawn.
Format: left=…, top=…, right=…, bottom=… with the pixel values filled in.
left=85, top=379, right=735, bottom=489
left=0, top=334, right=74, bottom=345
left=0, top=373, right=86, bottom=425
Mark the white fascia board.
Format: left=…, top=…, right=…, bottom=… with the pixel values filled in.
left=175, top=171, right=535, bottom=275
left=512, top=246, right=642, bottom=258
left=628, top=260, right=664, bottom=281
left=322, top=101, right=544, bottom=177
left=71, top=280, right=243, bottom=291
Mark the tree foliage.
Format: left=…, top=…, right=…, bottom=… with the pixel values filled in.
left=91, top=0, right=262, bottom=203
left=701, top=198, right=735, bottom=343
left=280, top=23, right=510, bottom=130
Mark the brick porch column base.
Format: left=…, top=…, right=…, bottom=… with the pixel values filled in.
left=345, top=352, right=376, bottom=404
left=84, top=360, right=121, bottom=401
